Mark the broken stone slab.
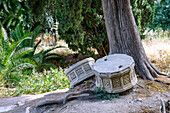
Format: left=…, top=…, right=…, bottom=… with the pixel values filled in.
left=92, top=54, right=138, bottom=93
left=65, top=57, right=95, bottom=88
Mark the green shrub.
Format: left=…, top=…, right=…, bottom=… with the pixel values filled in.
left=131, top=0, right=155, bottom=34
left=56, top=0, right=108, bottom=57
left=0, top=0, right=32, bottom=31
left=0, top=27, right=36, bottom=86
left=94, top=86, right=119, bottom=100
left=149, top=0, right=170, bottom=31
left=0, top=68, right=70, bottom=96
left=55, top=0, right=155, bottom=57
left=10, top=25, right=65, bottom=72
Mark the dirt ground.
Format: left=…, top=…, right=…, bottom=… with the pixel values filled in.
left=0, top=77, right=169, bottom=113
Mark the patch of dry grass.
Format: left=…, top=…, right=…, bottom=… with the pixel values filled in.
left=142, top=38, right=170, bottom=75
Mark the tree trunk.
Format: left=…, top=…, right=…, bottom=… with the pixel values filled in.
left=101, top=0, right=165, bottom=80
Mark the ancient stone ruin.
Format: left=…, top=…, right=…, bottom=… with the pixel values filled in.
left=65, top=54, right=137, bottom=93
left=93, top=54, right=138, bottom=93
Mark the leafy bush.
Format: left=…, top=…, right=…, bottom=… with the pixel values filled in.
left=131, top=0, right=155, bottom=34
left=0, top=0, right=32, bottom=31
left=94, top=86, right=119, bottom=100
left=149, top=0, right=170, bottom=31
left=55, top=0, right=155, bottom=57
left=0, top=27, right=36, bottom=86
left=0, top=0, right=57, bottom=32
left=10, top=25, right=42, bottom=50
left=0, top=68, right=70, bottom=96
left=33, top=45, right=65, bottom=71
left=56, top=0, right=108, bottom=57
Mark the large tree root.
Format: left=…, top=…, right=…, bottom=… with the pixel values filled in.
left=147, top=59, right=170, bottom=77
left=63, top=89, right=94, bottom=104
left=154, top=79, right=170, bottom=85
left=144, top=59, right=170, bottom=84
left=160, top=99, right=166, bottom=113
left=136, top=58, right=169, bottom=81
left=31, top=90, right=95, bottom=113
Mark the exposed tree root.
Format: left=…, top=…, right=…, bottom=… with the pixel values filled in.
left=148, top=60, right=170, bottom=77
left=137, top=58, right=169, bottom=81
left=63, top=89, right=94, bottom=104
left=154, top=79, right=170, bottom=85
left=144, top=59, right=170, bottom=84
left=144, top=60, right=160, bottom=78
left=32, top=90, right=95, bottom=113
left=160, top=99, right=166, bottom=113
left=139, top=61, right=154, bottom=80
left=136, top=83, right=144, bottom=88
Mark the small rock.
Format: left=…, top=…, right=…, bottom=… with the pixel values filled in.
left=17, top=102, right=24, bottom=106
left=25, top=107, right=30, bottom=113
left=149, top=105, right=152, bottom=108
left=102, top=101, right=105, bottom=103
left=135, top=98, right=142, bottom=102
left=129, top=101, right=132, bottom=103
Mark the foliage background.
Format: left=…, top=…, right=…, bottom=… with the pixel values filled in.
left=55, top=0, right=156, bottom=57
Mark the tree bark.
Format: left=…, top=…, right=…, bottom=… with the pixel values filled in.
left=101, top=0, right=165, bottom=80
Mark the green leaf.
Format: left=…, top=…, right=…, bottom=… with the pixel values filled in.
left=36, top=63, right=56, bottom=70
left=43, top=53, right=63, bottom=59
left=9, top=37, right=32, bottom=59
left=10, top=31, right=19, bottom=42
left=11, top=47, right=33, bottom=60
left=42, top=46, right=65, bottom=56
left=10, top=58, right=36, bottom=71
left=31, top=25, right=42, bottom=46
left=7, top=16, right=14, bottom=28
left=0, top=27, right=8, bottom=41
left=3, top=1, right=9, bottom=13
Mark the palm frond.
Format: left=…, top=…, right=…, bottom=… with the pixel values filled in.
left=15, top=26, right=22, bottom=41
left=0, top=27, right=8, bottom=41
left=36, top=63, right=56, bottom=71
left=9, top=37, right=32, bottom=59
left=10, top=30, right=19, bottom=42
left=10, top=26, right=32, bottom=48
left=10, top=58, right=36, bottom=71
left=0, top=63, right=5, bottom=70
left=43, top=53, right=63, bottom=59
left=33, top=39, right=41, bottom=51
left=28, top=39, right=41, bottom=57
left=42, top=46, right=66, bottom=56
left=31, top=25, right=42, bottom=46
left=33, top=51, right=44, bottom=64
left=11, top=47, right=33, bottom=60
left=43, top=56, right=63, bottom=63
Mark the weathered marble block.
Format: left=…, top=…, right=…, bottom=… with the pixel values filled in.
left=65, top=58, right=95, bottom=87
left=92, top=54, right=137, bottom=93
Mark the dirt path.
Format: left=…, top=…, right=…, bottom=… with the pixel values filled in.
left=0, top=78, right=169, bottom=113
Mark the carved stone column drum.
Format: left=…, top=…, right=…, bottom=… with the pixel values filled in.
left=92, top=54, right=137, bottom=93
left=65, top=58, right=95, bottom=87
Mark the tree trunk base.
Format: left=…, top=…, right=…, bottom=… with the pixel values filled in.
left=102, top=0, right=169, bottom=80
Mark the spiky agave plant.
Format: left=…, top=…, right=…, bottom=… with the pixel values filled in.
left=10, top=25, right=65, bottom=71
left=10, top=24, right=42, bottom=49
left=32, top=40, right=65, bottom=71
left=0, top=27, right=36, bottom=86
